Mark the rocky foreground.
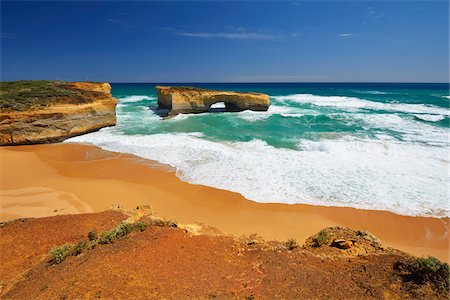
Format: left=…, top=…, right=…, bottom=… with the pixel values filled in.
left=156, top=86, right=270, bottom=116
left=0, top=207, right=448, bottom=299
left=0, top=81, right=117, bottom=145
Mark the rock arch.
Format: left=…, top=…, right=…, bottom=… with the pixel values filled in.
left=156, top=86, right=270, bottom=116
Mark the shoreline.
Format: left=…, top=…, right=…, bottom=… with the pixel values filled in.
left=0, top=143, right=448, bottom=262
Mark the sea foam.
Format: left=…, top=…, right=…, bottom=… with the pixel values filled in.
left=118, top=95, right=155, bottom=103
left=413, top=114, right=445, bottom=122
left=273, top=94, right=450, bottom=116
left=67, top=130, right=449, bottom=218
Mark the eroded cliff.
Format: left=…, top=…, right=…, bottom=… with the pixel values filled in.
left=0, top=81, right=117, bottom=145
left=156, top=86, right=270, bottom=115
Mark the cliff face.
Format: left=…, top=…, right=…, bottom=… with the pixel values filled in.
left=156, top=86, right=270, bottom=115
left=0, top=81, right=117, bottom=145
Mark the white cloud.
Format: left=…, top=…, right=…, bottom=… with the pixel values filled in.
left=339, top=33, right=353, bottom=37
left=174, top=29, right=300, bottom=41
left=177, top=31, right=276, bottom=40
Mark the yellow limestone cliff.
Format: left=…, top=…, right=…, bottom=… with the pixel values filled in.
left=156, top=86, right=270, bottom=116
left=0, top=81, right=117, bottom=145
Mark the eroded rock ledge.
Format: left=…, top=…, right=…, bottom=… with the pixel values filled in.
left=0, top=81, right=118, bottom=145
left=156, top=85, right=270, bottom=116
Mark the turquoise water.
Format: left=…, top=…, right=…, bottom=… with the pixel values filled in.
left=68, top=83, right=450, bottom=217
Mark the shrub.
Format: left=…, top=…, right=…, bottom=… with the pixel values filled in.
left=151, top=218, right=177, bottom=227
left=87, top=229, right=97, bottom=241
left=0, top=80, right=101, bottom=111
left=313, top=229, right=331, bottom=247
left=50, top=221, right=149, bottom=264
left=71, top=240, right=86, bottom=256
left=50, top=245, right=71, bottom=264
left=134, top=221, right=148, bottom=232
left=99, top=231, right=116, bottom=244
left=99, top=222, right=133, bottom=244
left=395, top=256, right=450, bottom=293
left=285, top=238, right=298, bottom=250
left=115, top=222, right=133, bottom=238
left=88, top=240, right=97, bottom=250
left=408, top=257, right=449, bottom=292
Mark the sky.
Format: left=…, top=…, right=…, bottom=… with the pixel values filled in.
left=1, top=1, right=448, bottom=83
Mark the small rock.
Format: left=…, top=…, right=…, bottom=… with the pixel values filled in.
left=331, top=239, right=353, bottom=249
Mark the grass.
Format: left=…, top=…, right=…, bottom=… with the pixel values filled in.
left=313, top=229, right=331, bottom=247
left=0, top=80, right=103, bottom=111
left=285, top=238, right=298, bottom=250
left=395, top=256, right=450, bottom=293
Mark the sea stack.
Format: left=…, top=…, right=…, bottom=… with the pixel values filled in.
left=0, top=81, right=118, bottom=145
left=156, top=86, right=270, bottom=116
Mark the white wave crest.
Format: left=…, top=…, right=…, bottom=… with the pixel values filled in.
left=413, top=114, right=445, bottom=122
left=66, top=131, right=450, bottom=218
left=351, top=90, right=389, bottom=95
left=336, top=113, right=449, bottom=146
left=236, top=105, right=313, bottom=121
left=273, top=94, right=450, bottom=116
left=119, top=95, right=155, bottom=103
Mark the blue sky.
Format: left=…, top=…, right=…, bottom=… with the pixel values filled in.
left=1, top=1, right=448, bottom=82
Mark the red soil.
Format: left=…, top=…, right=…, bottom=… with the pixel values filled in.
left=0, top=210, right=447, bottom=299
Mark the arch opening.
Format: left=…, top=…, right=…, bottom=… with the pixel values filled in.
left=208, top=101, right=227, bottom=113
left=208, top=101, right=241, bottom=113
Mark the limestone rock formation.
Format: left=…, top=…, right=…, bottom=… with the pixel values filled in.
left=0, top=81, right=117, bottom=145
left=156, top=86, right=270, bottom=116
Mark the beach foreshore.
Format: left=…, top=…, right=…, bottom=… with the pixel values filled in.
left=0, top=143, right=448, bottom=262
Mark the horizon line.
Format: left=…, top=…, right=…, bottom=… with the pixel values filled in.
left=108, top=81, right=450, bottom=84
left=1, top=80, right=448, bottom=85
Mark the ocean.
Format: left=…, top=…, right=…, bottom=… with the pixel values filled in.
left=67, top=83, right=450, bottom=218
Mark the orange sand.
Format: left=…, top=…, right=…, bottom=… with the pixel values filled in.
left=0, top=143, right=448, bottom=262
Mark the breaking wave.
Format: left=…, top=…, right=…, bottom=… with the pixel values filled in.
left=272, top=94, right=450, bottom=115
left=67, top=131, right=449, bottom=218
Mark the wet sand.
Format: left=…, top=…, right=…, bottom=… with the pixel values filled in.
left=0, top=143, right=448, bottom=262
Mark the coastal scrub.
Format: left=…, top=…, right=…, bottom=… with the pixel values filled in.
left=313, top=229, right=331, bottom=247
left=49, top=221, right=149, bottom=264
left=0, top=80, right=105, bottom=111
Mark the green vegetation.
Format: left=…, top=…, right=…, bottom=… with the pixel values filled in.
left=150, top=217, right=178, bottom=228
left=99, top=222, right=134, bottom=244
left=87, top=229, right=97, bottom=241
left=313, top=229, right=331, bottom=247
left=88, top=240, right=97, bottom=250
left=50, top=240, right=86, bottom=264
left=134, top=221, right=148, bottom=232
left=395, top=256, right=450, bottom=293
left=158, top=85, right=207, bottom=92
left=50, top=245, right=72, bottom=265
left=285, top=238, right=298, bottom=250
left=0, top=80, right=102, bottom=111
left=71, top=241, right=86, bottom=256
left=49, top=221, right=149, bottom=265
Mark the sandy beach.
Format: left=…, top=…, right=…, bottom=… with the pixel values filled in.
left=0, top=143, right=448, bottom=262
